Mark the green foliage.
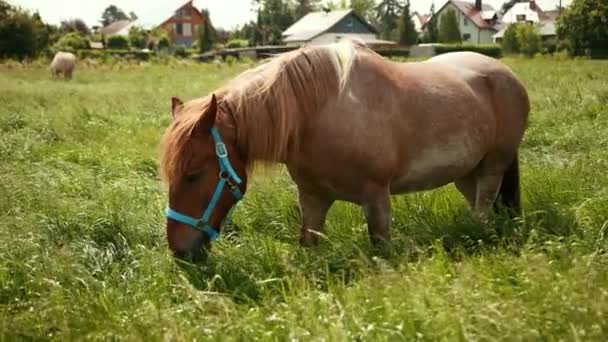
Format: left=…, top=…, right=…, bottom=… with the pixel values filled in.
left=198, top=10, right=215, bottom=53
left=59, top=19, right=90, bottom=36
left=557, top=0, right=608, bottom=56
left=398, top=3, right=417, bottom=45
left=173, top=45, right=189, bottom=58
left=53, top=32, right=89, bottom=52
left=350, top=0, right=376, bottom=21
left=423, top=3, right=439, bottom=43
left=226, top=39, right=249, bottom=49
left=516, top=24, right=541, bottom=57
left=375, top=0, right=403, bottom=40
left=100, top=5, right=129, bottom=27
left=435, top=44, right=502, bottom=58
left=502, top=23, right=520, bottom=54
left=438, top=9, right=461, bottom=44
left=294, top=0, right=320, bottom=20
left=0, top=1, right=53, bottom=59
left=257, top=0, right=295, bottom=45
left=1, top=59, right=608, bottom=340
left=128, top=26, right=147, bottom=49
left=106, top=35, right=129, bottom=49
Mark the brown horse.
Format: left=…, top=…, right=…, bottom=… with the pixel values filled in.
left=160, top=40, right=529, bottom=259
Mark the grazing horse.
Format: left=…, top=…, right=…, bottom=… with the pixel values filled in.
left=159, top=40, right=529, bottom=259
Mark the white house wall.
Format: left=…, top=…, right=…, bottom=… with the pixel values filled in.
left=437, top=2, right=494, bottom=44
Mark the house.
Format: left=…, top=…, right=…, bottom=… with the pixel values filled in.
left=411, top=11, right=429, bottom=39
left=154, top=0, right=205, bottom=47
left=98, top=19, right=135, bottom=37
left=423, top=0, right=499, bottom=44
left=500, top=0, right=550, bottom=24
left=493, top=1, right=559, bottom=43
left=282, top=9, right=395, bottom=47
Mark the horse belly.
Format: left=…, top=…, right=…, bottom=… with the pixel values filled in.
left=390, top=134, right=485, bottom=194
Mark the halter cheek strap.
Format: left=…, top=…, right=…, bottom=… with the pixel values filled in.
left=165, top=127, right=243, bottom=242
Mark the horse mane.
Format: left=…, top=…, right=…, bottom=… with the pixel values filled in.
left=224, top=39, right=361, bottom=164
left=160, top=40, right=362, bottom=184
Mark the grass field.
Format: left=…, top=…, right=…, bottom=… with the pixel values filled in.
left=1, top=57, right=607, bottom=341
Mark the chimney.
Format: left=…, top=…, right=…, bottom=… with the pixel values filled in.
left=475, top=0, right=482, bottom=10
left=529, top=0, right=536, bottom=10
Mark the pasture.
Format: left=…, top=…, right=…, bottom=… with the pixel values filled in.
left=1, top=56, right=607, bottom=340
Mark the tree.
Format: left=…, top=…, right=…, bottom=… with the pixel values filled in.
left=0, top=1, right=53, bottom=59
left=438, top=8, right=461, bottom=43
left=100, top=5, right=129, bottom=26
left=501, top=23, right=519, bottom=54
left=351, top=0, right=376, bottom=21
left=128, top=26, right=147, bottom=49
left=198, top=9, right=215, bottom=52
left=129, top=11, right=138, bottom=20
left=53, top=31, right=89, bottom=51
left=255, top=0, right=295, bottom=45
left=423, top=2, right=439, bottom=43
left=59, top=19, right=90, bottom=36
left=375, top=0, right=403, bottom=40
left=295, top=0, right=320, bottom=20
left=516, top=23, right=541, bottom=57
left=500, top=0, right=519, bottom=15
left=398, top=2, right=417, bottom=45
left=557, top=0, right=608, bottom=56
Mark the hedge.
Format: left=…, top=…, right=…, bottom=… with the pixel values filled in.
left=374, top=48, right=410, bottom=58
left=435, top=44, right=502, bottom=58
left=77, top=49, right=153, bottom=61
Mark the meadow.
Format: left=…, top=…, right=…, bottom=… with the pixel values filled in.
left=1, top=56, right=607, bottom=341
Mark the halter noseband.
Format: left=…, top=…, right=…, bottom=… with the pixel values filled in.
left=165, top=127, right=243, bottom=242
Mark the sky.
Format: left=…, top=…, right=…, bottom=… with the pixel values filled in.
left=8, top=0, right=570, bottom=30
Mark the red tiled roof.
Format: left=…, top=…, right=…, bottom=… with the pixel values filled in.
left=423, top=0, right=498, bottom=31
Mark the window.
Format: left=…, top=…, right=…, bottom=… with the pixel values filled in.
left=347, top=18, right=353, bottom=28
left=516, top=14, right=526, bottom=22
left=463, top=33, right=471, bottom=41
left=175, top=23, right=183, bottom=35
left=463, top=18, right=469, bottom=26
left=183, top=23, right=192, bottom=37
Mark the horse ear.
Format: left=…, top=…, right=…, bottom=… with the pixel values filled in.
left=195, top=93, right=218, bottom=133
left=171, top=97, right=184, bottom=119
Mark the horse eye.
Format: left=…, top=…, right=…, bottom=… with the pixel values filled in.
left=185, top=174, right=200, bottom=183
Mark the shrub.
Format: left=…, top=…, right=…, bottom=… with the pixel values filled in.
left=173, top=45, right=189, bottom=58
left=502, top=24, right=520, bottom=54
left=226, top=39, right=248, bottom=49
left=516, top=24, right=541, bottom=57
left=157, top=36, right=170, bottom=51
left=224, top=55, right=237, bottom=66
left=374, top=48, right=410, bottom=58
left=106, top=35, right=129, bottom=49
left=53, top=32, right=89, bottom=52
left=0, top=2, right=53, bottom=59
left=128, top=26, right=147, bottom=49
left=435, top=44, right=502, bottom=58
left=557, top=0, right=608, bottom=56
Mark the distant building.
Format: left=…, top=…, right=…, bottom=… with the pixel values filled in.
left=98, top=20, right=135, bottom=37
left=493, top=1, right=559, bottom=44
left=411, top=11, right=430, bottom=41
left=423, top=0, right=499, bottom=45
left=99, top=1, right=209, bottom=48
left=282, top=9, right=395, bottom=47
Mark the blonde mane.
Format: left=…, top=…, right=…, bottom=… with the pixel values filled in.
left=160, top=40, right=362, bottom=184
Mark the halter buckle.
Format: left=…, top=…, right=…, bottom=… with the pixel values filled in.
left=215, top=142, right=228, bottom=158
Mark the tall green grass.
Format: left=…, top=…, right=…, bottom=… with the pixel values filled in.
left=1, top=57, right=607, bottom=340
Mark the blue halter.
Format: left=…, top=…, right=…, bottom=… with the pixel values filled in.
left=165, top=127, right=243, bottom=242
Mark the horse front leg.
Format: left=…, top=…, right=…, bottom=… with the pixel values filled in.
left=297, top=189, right=334, bottom=246
left=363, top=187, right=391, bottom=244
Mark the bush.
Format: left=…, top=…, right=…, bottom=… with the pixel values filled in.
left=106, top=35, right=129, bottom=49
left=157, top=36, right=170, bottom=51
left=502, top=24, right=520, bottom=54
left=173, top=45, right=189, bottom=58
left=1, top=3, right=55, bottom=59
left=516, top=24, right=541, bottom=57
left=128, top=26, right=147, bottom=49
left=435, top=44, right=502, bottom=58
left=557, top=0, right=608, bottom=56
left=374, top=48, right=410, bottom=58
left=226, top=39, right=248, bottom=49
left=53, top=32, right=89, bottom=52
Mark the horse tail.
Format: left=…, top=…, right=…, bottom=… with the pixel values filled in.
left=495, top=153, right=521, bottom=217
